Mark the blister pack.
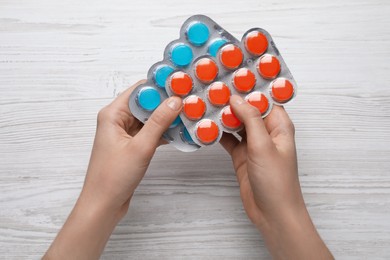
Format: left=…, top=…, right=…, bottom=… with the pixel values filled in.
left=129, top=15, right=297, bottom=152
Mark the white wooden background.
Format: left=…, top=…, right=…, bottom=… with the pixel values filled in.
left=1, top=0, right=389, bottom=259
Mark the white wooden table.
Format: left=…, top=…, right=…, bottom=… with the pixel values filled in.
left=1, top=0, right=389, bottom=258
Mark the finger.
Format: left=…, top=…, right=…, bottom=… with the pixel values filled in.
left=104, top=80, right=146, bottom=136
left=264, top=105, right=296, bottom=152
left=229, top=95, right=274, bottom=153
left=110, top=79, right=146, bottom=109
left=220, top=133, right=248, bottom=187
left=264, top=105, right=295, bottom=136
left=134, top=96, right=182, bottom=149
left=219, top=132, right=239, bottom=156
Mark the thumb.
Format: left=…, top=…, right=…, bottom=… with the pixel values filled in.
left=135, top=96, right=182, bottom=148
left=229, top=95, right=274, bottom=154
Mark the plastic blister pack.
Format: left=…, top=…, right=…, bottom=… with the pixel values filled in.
left=129, top=15, right=297, bottom=152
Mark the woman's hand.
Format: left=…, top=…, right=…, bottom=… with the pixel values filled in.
left=220, top=95, right=333, bottom=259
left=82, top=80, right=182, bottom=219
left=44, top=81, right=182, bottom=259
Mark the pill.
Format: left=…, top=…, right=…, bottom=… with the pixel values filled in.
left=244, top=30, right=268, bottom=56
left=195, top=57, right=218, bottom=83
left=181, top=126, right=196, bottom=145
left=271, top=78, right=294, bottom=103
left=186, top=22, right=210, bottom=46
left=221, top=105, right=241, bottom=129
left=219, top=44, right=243, bottom=69
left=196, top=119, right=219, bottom=144
left=207, top=81, right=231, bottom=106
left=169, top=116, right=182, bottom=128
left=170, top=43, right=193, bottom=67
left=154, top=65, right=174, bottom=88
left=257, top=54, right=280, bottom=79
left=183, top=95, right=206, bottom=120
left=232, top=68, right=256, bottom=93
left=168, top=71, right=193, bottom=96
left=208, top=38, right=227, bottom=57
left=137, top=87, right=161, bottom=111
left=246, top=91, right=269, bottom=114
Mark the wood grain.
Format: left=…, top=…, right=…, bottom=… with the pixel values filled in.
left=1, top=0, right=390, bottom=258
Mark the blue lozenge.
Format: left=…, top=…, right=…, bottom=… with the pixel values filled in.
left=154, top=65, right=174, bottom=88
left=208, top=38, right=227, bottom=57
left=186, top=22, right=209, bottom=46
left=170, top=43, right=193, bottom=67
left=137, top=87, right=161, bottom=111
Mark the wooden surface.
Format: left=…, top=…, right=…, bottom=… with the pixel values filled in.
left=1, top=0, right=390, bottom=259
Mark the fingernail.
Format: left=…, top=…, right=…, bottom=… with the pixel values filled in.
left=167, top=97, right=181, bottom=110
left=231, top=95, right=244, bottom=105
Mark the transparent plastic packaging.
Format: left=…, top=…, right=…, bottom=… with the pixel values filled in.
left=129, top=15, right=297, bottom=152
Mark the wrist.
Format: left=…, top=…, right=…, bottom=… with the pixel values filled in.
left=44, top=192, right=123, bottom=259
left=263, top=206, right=313, bottom=240
left=258, top=205, right=332, bottom=259
left=77, top=189, right=125, bottom=224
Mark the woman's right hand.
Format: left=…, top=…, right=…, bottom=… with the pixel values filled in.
left=220, top=95, right=333, bottom=259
